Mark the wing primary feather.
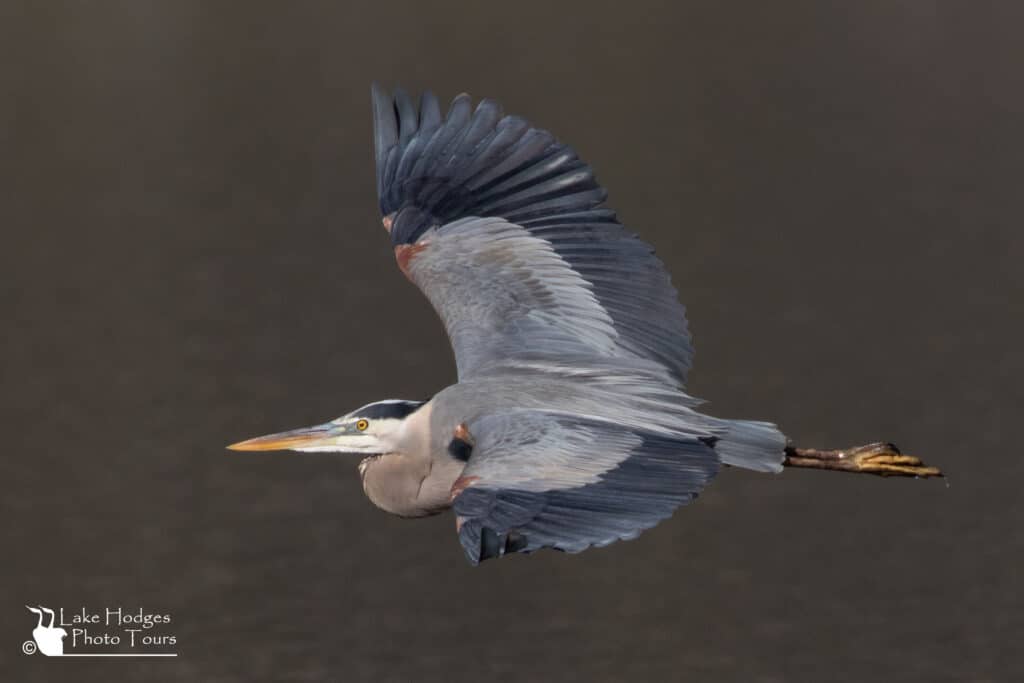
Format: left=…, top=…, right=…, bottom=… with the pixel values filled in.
left=418, top=91, right=442, bottom=131
left=371, top=83, right=398, bottom=198
left=393, top=87, right=418, bottom=141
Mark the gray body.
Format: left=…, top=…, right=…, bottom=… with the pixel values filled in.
left=364, top=366, right=784, bottom=520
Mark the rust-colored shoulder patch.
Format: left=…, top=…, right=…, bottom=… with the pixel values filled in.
left=394, top=242, right=428, bottom=278
left=449, top=475, right=480, bottom=504
left=454, top=422, right=473, bottom=444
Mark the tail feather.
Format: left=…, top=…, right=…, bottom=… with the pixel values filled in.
left=715, top=420, right=786, bottom=473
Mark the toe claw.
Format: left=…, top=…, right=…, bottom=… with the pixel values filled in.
left=888, top=455, right=926, bottom=466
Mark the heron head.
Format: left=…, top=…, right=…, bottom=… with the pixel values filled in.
left=226, top=400, right=425, bottom=454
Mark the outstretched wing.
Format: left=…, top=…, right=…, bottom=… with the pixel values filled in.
left=450, top=410, right=720, bottom=565
left=372, top=85, right=694, bottom=386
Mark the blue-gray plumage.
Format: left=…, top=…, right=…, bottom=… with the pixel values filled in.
left=228, top=85, right=943, bottom=565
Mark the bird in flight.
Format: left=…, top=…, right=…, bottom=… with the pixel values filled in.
left=228, top=85, right=942, bottom=565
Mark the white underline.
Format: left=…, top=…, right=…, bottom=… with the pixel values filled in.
left=59, top=653, right=178, bottom=657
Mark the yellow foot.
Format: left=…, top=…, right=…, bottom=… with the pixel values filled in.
left=784, top=442, right=943, bottom=478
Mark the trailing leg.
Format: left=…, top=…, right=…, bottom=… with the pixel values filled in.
left=783, top=442, right=942, bottom=477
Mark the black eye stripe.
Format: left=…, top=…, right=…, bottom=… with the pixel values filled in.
left=352, top=400, right=425, bottom=420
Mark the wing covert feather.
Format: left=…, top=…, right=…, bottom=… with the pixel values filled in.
left=404, top=217, right=621, bottom=379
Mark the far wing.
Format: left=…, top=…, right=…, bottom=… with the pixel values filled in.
left=372, top=85, right=694, bottom=385
left=450, top=410, right=720, bottom=565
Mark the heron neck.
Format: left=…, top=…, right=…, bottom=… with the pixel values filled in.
left=396, top=400, right=433, bottom=454
left=359, top=453, right=432, bottom=518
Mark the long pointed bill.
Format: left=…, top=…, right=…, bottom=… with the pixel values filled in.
left=226, top=423, right=334, bottom=452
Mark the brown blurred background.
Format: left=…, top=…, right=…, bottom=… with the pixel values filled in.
left=2, top=2, right=1021, bottom=681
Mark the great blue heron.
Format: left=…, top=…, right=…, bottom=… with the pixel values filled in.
left=228, top=85, right=942, bottom=565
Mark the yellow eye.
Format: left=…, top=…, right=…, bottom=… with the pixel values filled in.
left=355, top=419, right=369, bottom=431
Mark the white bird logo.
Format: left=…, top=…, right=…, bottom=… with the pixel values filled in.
left=26, top=605, right=67, bottom=656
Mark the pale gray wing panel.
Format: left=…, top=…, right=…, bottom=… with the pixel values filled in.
left=451, top=410, right=720, bottom=565
left=404, top=217, right=622, bottom=379
left=372, top=85, right=693, bottom=386
left=521, top=214, right=691, bottom=384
